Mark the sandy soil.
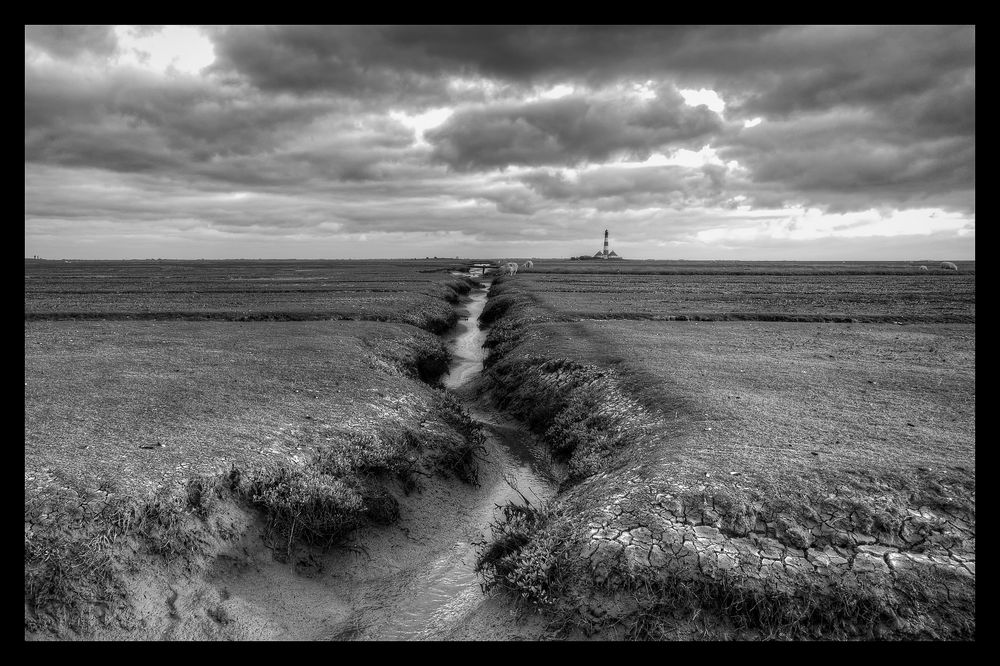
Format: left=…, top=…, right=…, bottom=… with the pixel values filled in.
left=92, top=395, right=558, bottom=642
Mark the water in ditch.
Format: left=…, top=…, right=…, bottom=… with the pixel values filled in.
left=348, top=279, right=556, bottom=640
left=203, top=276, right=557, bottom=641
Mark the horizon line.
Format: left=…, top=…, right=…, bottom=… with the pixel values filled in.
left=24, top=257, right=976, bottom=263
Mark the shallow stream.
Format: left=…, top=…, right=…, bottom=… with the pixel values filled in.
left=205, top=277, right=558, bottom=641
left=194, top=276, right=557, bottom=641
left=332, top=284, right=554, bottom=640
left=348, top=279, right=556, bottom=640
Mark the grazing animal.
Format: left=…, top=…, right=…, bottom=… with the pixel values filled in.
left=940, top=261, right=959, bottom=271
left=505, top=262, right=519, bottom=276
left=919, top=265, right=929, bottom=271
left=523, top=260, right=533, bottom=269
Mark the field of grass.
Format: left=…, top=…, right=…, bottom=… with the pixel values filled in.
left=521, top=258, right=975, bottom=275
left=24, top=260, right=483, bottom=637
left=474, top=262, right=975, bottom=640
left=509, top=271, right=975, bottom=323
left=25, top=319, right=457, bottom=491
left=24, top=257, right=976, bottom=640
left=25, top=259, right=473, bottom=332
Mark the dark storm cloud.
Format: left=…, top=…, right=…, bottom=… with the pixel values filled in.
left=675, top=25, right=976, bottom=216
left=206, top=25, right=788, bottom=99
left=206, top=26, right=452, bottom=104
left=886, top=71, right=975, bottom=140
left=24, top=25, right=975, bottom=260
left=25, top=25, right=118, bottom=59
left=29, top=66, right=306, bottom=157
left=25, top=162, right=479, bottom=241
left=520, top=163, right=729, bottom=210
left=206, top=25, right=972, bottom=112
left=476, top=186, right=543, bottom=216
left=425, top=89, right=724, bottom=171
left=717, top=103, right=975, bottom=213
left=204, top=24, right=975, bottom=213
left=24, top=58, right=420, bottom=186
left=720, top=26, right=975, bottom=119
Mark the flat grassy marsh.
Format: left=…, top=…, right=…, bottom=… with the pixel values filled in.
left=24, top=257, right=975, bottom=641
left=474, top=262, right=974, bottom=640
left=530, top=258, right=976, bottom=276
left=488, top=319, right=974, bottom=489
left=24, top=260, right=484, bottom=638
left=25, top=259, right=474, bottom=332
left=509, top=271, right=975, bottom=323
left=25, top=319, right=458, bottom=492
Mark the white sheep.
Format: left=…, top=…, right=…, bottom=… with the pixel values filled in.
left=505, top=262, right=519, bottom=276
left=940, top=261, right=959, bottom=271
left=919, top=265, right=929, bottom=271
left=523, top=260, right=533, bottom=270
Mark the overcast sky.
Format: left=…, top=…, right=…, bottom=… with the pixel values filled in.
left=25, top=25, right=975, bottom=261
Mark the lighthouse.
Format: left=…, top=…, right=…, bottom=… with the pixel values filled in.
left=593, top=229, right=622, bottom=260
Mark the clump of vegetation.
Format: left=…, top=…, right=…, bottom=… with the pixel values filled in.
left=229, top=465, right=371, bottom=559
left=485, top=355, right=634, bottom=485
left=479, top=294, right=524, bottom=327
left=474, top=492, right=569, bottom=609
left=474, top=497, right=975, bottom=640
left=364, top=330, right=451, bottom=383
left=228, top=402, right=488, bottom=561
left=480, top=318, right=531, bottom=368
left=540, top=386, right=606, bottom=456
left=398, top=298, right=460, bottom=334
left=440, top=278, right=476, bottom=300
left=25, top=476, right=230, bottom=635
left=25, top=515, right=124, bottom=635
left=607, top=568, right=900, bottom=640
left=430, top=392, right=488, bottom=485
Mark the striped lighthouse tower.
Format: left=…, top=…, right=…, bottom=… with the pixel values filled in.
left=603, top=229, right=609, bottom=258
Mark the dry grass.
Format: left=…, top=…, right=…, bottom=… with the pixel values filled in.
left=481, top=275, right=974, bottom=495
left=507, top=271, right=975, bottom=323
left=24, top=260, right=484, bottom=636
left=475, top=270, right=975, bottom=640
left=506, top=258, right=976, bottom=276
left=566, top=319, right=973, bottom=497
left=24, top=319, right=453, bottom=494
left=24, top=259, right=476, bottom=333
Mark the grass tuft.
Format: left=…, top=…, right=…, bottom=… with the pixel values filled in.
left=474, top=495, right=567, bottom=608
left=431, top=392, right=488, bottom=485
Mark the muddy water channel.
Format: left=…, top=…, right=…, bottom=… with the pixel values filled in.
left=350, top=280, right=558, bottom=640
left=212, top=279, right=557, bottom=641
